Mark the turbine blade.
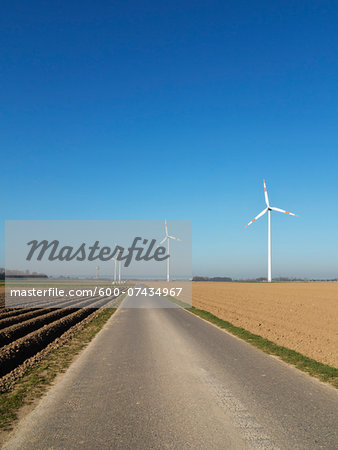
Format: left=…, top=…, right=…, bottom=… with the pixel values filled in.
left=157, top=236, right=168, bottom=247
left=245, top=208, right=268, bottom=228
left=270, top=206, right=298, bottom=217
left=165, top=218, right=168, bottom=236
left=263, top=179, right=269, bottom=206
left=168, top=235, right=181, bottom=241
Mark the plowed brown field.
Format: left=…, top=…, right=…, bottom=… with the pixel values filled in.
left=192, top=282, right=338, bottom=367
left=0, top=285, right=125, bottom=381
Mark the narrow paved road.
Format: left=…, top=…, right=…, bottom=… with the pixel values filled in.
left=4, top=290, right=338, bottom=449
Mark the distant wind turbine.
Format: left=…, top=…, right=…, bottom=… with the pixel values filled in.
left=158, top=219, right=181, bottom=282
left=245, top=180, right=298, bottom=282
left=118, top=259, right=121, bottom=283
left=114, top=243, right=122, bottom=284
left=111, top=256, right=117, bottom=283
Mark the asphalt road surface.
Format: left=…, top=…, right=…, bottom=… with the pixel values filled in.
left=3, top=289, right=338, bottom=449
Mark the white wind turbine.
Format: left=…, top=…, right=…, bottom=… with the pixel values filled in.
left=158, top=219, right=181, bottom=282
left=118, top=259, right=121, bottom=283
left=111, top=256, right=117, bottom=283
left=113, top=243, right=122, bottom=284
left=245, top=180, right=298, bottom=282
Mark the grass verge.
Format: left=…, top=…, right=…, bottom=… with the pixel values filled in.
left=187, top=306, right=338, bottom=388
left=0, top=307, right=116, bottom=432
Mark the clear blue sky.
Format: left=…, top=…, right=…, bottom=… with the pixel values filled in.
left=1, top=1, right=337, bottom=278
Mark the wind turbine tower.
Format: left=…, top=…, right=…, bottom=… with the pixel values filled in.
left=111, top=257, right=117, bottom=283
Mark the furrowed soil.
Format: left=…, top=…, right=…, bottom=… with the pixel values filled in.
left=192, top=282, right=338, bottom=367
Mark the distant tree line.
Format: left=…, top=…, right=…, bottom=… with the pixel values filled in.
left=6, top=274, right=48, bottom=279
left=192, top=276, right=232, bottom=282
left=0, top=268, right=48, bottom=279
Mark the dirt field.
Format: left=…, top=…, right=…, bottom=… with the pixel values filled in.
left=0, top=286, right=126, bottom=384
left=192, top=282, right=338, bottom=367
